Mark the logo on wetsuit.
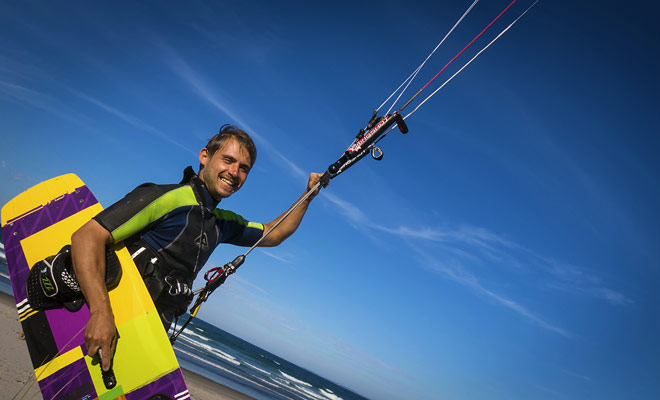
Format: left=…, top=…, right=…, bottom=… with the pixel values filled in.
left=195, top=232, right=209, bottom=250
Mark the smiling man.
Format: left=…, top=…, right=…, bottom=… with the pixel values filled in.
left=70, top=124, right=325, bottom=372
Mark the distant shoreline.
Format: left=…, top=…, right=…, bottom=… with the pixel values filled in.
left=0, top=291, right=255, bottom=400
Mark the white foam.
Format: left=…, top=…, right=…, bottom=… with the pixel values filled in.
left=172, top=323, right=340, bottom=400
left=267, top=376, right=305, bottom=400
left=178, top=335, right=240, bottom=366
left=170, top=322, right=211, bottom=343
left=176, top=347, right=285, bottom=397
left=176, top=334, right=210, bottom=353
left=291, top=384, right=324, bottom=400
left=272, top=371, right=344, bottom=400
left=176, top=347, right=227, bottom=372
left=243, top=361, right=271, bottom=376
left=248, top=374, right=301, bottom=400
left=180, top=326, right=210, bottom=342
left=282, top=380, right=331, bottom=400
left=320, top=388, right=343, bottom=400
left=279, top=370, right=313, bottom=387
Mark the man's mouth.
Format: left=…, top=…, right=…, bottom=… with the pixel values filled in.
left=220, top=176, right=236, bottom=190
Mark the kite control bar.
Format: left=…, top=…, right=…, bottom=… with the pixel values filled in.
left=323, top=111, right=408, bottom=183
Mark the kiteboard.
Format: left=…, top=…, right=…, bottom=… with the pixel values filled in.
left=1, top=174, right=189, bottom=400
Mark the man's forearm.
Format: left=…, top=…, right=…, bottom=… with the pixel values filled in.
left=71, top=220, right=114, bottom=316
left=71, top=219, right=119, bottom=371
left=260, top=194, right=313, bottom=247
left=259, top=172, right=325, bottom=247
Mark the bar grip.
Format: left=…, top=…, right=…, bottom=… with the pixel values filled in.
left=97, top=349, right=117, bottom=389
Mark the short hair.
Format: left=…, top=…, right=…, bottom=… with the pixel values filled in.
left=200, top=124, right=257, bottom=170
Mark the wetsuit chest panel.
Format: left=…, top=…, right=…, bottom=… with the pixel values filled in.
left=142, top=205, right=221, bottom=275
left=94, top=179, right=263, bottom=279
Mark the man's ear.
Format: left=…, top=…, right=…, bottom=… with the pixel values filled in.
left=199, top=148, right=209, bottom=169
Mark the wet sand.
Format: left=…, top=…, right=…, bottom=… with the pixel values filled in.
left=0, top=291, right=254, bottom=400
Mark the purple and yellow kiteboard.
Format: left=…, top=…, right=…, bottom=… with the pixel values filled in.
left=1, top=174, right=189, bottom=400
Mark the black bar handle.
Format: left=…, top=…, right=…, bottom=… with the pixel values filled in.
left=394, top=113, right=409, bottom=134
left=97, top=349, right=117, bottom=389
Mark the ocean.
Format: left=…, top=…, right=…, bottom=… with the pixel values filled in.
left=0, top=242, right=367, bottom=400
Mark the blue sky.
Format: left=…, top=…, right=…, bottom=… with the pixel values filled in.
left=1, top=1, right=659, bottom=399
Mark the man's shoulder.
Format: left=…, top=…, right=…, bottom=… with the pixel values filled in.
left=213, top=209, right=263, bottom=229
left=213, top=208, right=244, bottom=220
left=121, top=181, right=197, bottom=207
left=133, top=181, right=183, bottom=193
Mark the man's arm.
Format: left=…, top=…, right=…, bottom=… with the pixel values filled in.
left=71, top=219, right=115, bottom=372
left=258, top=172, right=327, bottom=247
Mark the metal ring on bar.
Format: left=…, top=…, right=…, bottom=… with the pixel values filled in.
left=371, top=146, right=383, bottom=160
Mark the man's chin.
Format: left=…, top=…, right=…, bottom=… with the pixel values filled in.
left=215, top=188, right=235, bottom=200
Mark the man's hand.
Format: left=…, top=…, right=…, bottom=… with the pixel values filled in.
left=307, top=172, right=329, bottom=199
left=85, top=310, right=117, bottom=371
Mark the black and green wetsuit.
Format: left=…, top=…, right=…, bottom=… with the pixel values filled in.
left=93, top=167, right=264, bottom=328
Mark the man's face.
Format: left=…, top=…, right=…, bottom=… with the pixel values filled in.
left=199, top=138, right=252, bottom=200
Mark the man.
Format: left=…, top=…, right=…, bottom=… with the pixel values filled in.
left=71, top=125, right=326, bottom=372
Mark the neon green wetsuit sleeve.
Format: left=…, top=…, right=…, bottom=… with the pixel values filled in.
left=213, top=208, right=264, bottom=246
left=94, top=184, right=198, bottom=243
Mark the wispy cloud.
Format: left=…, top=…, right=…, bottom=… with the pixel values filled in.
left=546, top=281, right=632, bottom=306
left=376, top=223, right=631, bottom=307
left=563, top=369, right=592, bottom=381
left=320, top=191, right=368, bottom=225
left=68, top=89, right=196, bottom=155
left=0, top=79, right=104, bottom=137
left=313, top=192, right=628, bottom=335
left=415, top=247, right=572, bottom=338
left=230, top=275, right=269, bottom=297
left=257, top=248, right=291, bottom=263
left=1, top=76, right=189, bottom=156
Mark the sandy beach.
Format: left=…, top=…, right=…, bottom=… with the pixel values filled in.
left=0, top=291, right=254, bottom=400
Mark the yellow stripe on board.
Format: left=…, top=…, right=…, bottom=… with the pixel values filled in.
left=19, top=308, right=40, bottom=321
left=109, top=246, right=158, bottom=326
left=35, top=346, right=84, bottom=381
left=21, top=204, right=103, bottom=268
left=1, top=174, right=84, bottom=225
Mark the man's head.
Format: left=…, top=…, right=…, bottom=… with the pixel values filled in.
left=198, top=124, right=257, bottom=201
